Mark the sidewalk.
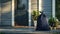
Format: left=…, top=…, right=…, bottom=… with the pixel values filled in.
left=0, top=28, right=60, bottom=34
left=0, top=25, right=60, bottom=34
left=0, top=28, right=56, bottom=34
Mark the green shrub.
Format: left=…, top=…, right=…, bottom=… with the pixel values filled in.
left=49, top=17, right=59, bottom=27
left=32, top=10, right=40, bottom=20
left=0, top=32, right=5, bottom=34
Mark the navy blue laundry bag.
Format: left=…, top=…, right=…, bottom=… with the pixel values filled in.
left=36, top=12, right=50, bottom=31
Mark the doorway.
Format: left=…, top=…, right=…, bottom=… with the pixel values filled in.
left=14, top=0, right=34, bottom=28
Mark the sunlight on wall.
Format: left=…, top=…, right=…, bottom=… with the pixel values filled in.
left=1, top=1, right=11, bottom=13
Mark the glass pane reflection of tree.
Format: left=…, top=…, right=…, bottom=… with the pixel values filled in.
left=15, top=0, right=34, bottom=27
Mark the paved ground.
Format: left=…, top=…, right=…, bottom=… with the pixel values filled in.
left=0, top=28, right=60, bottom=34
left=0, top=25, right=60, bottom=34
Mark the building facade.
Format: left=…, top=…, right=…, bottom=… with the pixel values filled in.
left=0, top=0, right=55, bottom=27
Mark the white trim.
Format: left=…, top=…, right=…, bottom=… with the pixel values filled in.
left=52, top=0, right=55, bottom=17
left=12, top=0, right=14, bottom=26
left=39, top=0, right=42, bottom=11
left=12, top=0, right=32, bottom=27
left=28, top=0, right=31, bottom=27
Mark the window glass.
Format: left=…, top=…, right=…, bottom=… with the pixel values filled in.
left=14, top=0, right=34, bottom=27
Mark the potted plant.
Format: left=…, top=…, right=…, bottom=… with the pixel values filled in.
left=49, top=17, right=59, bottom=30
left=32, top=10, right=40, bottom=28
left=32, top=10, right=40, bottom=20
left=49, top=17, right=53, bottom=30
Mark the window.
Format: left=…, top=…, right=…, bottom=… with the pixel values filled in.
left=14, top=0, right=34, bottom=28
left=14, top=0, right=29, bottom=26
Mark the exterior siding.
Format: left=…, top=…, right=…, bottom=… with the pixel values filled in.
left=0, top=0, right=12, bottom=26
left=0, top=0, right=52, bottom=26
left=42, top=0, right=52, bottom=18
left=31, top=0, right=37, bottom=12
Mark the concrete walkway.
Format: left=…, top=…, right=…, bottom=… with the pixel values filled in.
left=0, top=28, right=60, bottom=34
left=0, top=25, right=60, bottom=34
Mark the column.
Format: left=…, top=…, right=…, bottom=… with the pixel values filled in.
left=52, top=0, right=55, bottom=17
left=12, top=0, right=14, bottom=26
left=29, top=0, right=31, bottom=27
left=39, top=0, right=42, bottom=11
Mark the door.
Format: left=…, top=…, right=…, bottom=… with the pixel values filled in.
left=14, top=0, right=34, bottom=28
